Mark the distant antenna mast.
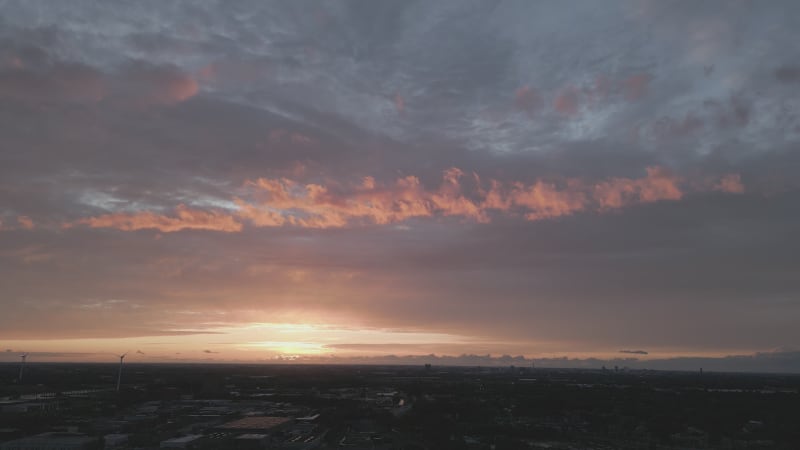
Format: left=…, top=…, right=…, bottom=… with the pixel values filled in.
left=116, top=353, right=128, bottom=392
left=18, top=353, right=28, bottom=383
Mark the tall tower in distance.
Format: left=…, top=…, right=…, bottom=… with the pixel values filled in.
left=116, top=353, right=127, bottom=392
left=18, top=353, right=28, bottom=383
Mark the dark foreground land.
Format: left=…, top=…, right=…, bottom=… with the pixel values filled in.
left=1, top=363, right=799, bottom=449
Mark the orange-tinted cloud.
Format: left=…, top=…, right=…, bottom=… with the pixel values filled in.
left=429, top=168, right=484, bottom=220
left=17, top=216, right=34, bottom=230
left=234, top=200, right=287, bottom=227
left=714, top=174, right=745, bottom=194
left=593, top=167, right=682, bottom=209
left=240, top=170, right=478, bottom=227
left=509, top=180, right=588, bottom=220
left=554, top=87, right=579, bottom=115
left=164, top=75, right=198, bottom=103
left=242, top=173, right=436, bottom=227
left=130, top=71, right=197, bottom=105
left=119, top=66, right=199, bottom=106
left=237, top=167, right=731, bottom=228
left=68, top=169, right=744, bottom=232
left=73, top=205, right=242, bottom=233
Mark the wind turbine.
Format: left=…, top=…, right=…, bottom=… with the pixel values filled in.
left=116, top=352, right=128, bottom=392
left=18, top=353, right=28, bottom=383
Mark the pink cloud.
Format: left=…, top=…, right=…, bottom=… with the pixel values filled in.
left=17, top=216, right=34, bottom=230
left=510, top=180, right=588, bottom=220
left=237, top=167, right=713, bottom=228
left=5, top=56, right=23, bottom=69
left=594, top=167, right=682, bottom=209
left=623, top=73, right=651, bottom=101
left=163, top=75, right=198, bottom=103
left=553, top=87, right=579, bottom=115
left=269, top=129, right=316, bottom=146
left=234, top=200, right=287, bottom=227
left=196, top=64, right=217, bottom=82
left=0, top=64, right=106, bottom=104
left=119, top=66, right=199, bottom=106
left=1, top=245, right=53, bottom=264
left=0, top=62, right=202, bottom=108
left=67, top=169, right=744, bottom=232
left=514, top=85, right=538, bottom=112
left=395, top=93, right=405, bottom=113
left=714, top=174, right=745, bottom=194
left=290, top=133, right=314, bottom=146
left=196, top=60, right=272, bottom=88
left=72, top=205, right=242, bottom=233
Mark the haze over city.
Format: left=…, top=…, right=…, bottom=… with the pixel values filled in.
left=1, top=0, right=800, bottom=372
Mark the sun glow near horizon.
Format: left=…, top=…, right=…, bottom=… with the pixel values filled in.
left=0, top=319, right=758, bottom=364
left=249, top=341, right=329, bottom=356
left=1, top=321, right=477, bottom=361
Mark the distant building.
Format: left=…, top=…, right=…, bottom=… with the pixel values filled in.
left=0, top=432, right=98, bottom=450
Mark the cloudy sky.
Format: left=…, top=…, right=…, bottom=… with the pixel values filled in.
left=1, top=0, right=799, bottom=369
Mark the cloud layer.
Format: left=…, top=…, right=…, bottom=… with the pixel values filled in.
left=1, top=0, right=799, bottom=369
left=68, top=167, right=742, bottom=232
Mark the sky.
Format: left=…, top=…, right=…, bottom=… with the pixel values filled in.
left=1, top=0, right=799, bottom=371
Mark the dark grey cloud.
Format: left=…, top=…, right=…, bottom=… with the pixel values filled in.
left=775, top=66, right=800, bottom=83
